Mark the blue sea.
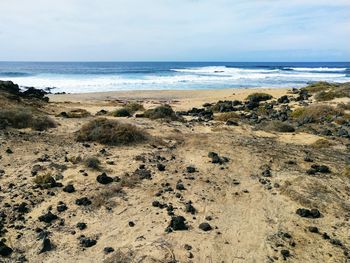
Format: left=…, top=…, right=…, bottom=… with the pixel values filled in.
left=0, top=62, right=349, bottom=93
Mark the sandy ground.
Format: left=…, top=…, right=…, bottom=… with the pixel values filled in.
left=1, top=87, right=350, bottom=263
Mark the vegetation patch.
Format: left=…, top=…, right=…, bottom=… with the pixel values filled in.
left=214, top=112, right=240, bottom=122
left=311, top=139, right=335, bottom=149
left=84, top=156, right=101, bottom=170
left=76, top=118, right=147, bottom=145
left=291, top=105, right=343, bottom=124
left=143, top=105, right=182, bottom=121
left=59, top=109, right=91, bottom=118
left=302, top=81, right=338, bottom=94
left=112, top=108, right=132, bottom=117
left=260, top=120, right=295, bottom=133
left=0, top=107, right=56, bottom=131
left=246, top=93, right=273, bottom=102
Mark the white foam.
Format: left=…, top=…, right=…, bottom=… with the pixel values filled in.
left=288, top=67, right=347, bottom=72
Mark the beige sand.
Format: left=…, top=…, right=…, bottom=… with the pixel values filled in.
left=1, top=87, right=349, bottom=263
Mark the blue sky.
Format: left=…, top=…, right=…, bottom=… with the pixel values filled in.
left=0, top=0, right=349, bottom=61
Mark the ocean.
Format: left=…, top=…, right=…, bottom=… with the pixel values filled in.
left=0, top=62, right=349, bottom=93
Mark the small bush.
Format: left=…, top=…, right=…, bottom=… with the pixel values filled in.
left=214, top=112, right=240, bottom=122
left=302, top=82, right=338, bottom=93
left=291, top=105, right=343, bottom=123
left=33, top=172, right=56, bottom=188
left=76, top=118, right=147, bottom=145
left=311, top=139, right=335, bottom=149
left=338, top=102, right=350, bottom=111
left=246, top=93, right=273, bottom=102
left=143, top=105, right=182, bottom=121
left=84, top=157, right=101, bottom=170
left=124, top=102, right=144, bottom=113
left=59, top=109, right=90, bottom=118
left=112, top=108, right=131, bottom=117
left=263, top=121, right=295, bottom=133
left=0, top=107, right=56, bottom=131
left=32, top=116, right=57, bottom=131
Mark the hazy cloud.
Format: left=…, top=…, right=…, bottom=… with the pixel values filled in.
left=0, top=0, right=349, bottom=61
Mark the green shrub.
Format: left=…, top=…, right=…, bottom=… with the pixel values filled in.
left=302, top=81, right=338, bottom=93
left=76, top=118, right=147, bottom=145
left=214, top=112, right=240, bottom=122
left=124, top=102, right=144, bottom=112
left=291, top=105, right=343, bottom=123
left=0, top=107, right=56, bottom=131
left=112, top=108, right=131, bottom=117
left=143, top=105, right=182, bottom=121
left=246, top=93, right=273, bottom=102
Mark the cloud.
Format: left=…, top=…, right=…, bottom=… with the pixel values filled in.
left=0, top=0, right=349, bottom=61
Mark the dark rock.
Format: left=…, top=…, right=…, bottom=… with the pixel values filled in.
left=0, top=241, right=13, bottom=256
left=330, top=239, right=343, bottom=247
left=79, top=237, right=97, bottom=248
left=167, top=216, right=188, bottom=231
left=38, top=238, right=52, bottom=254
left=57, top=202, right=68, bottom=213
left=157, top=163, right=166, bottom=171
left=311, top=164, right=331, bottom=174
left=186, top=166, right=196, bottom=173
left=76, top=222, right=87, bottom=230
left=39, top=211, right=58, bottom=223
left=104, top=247, right=114, bottom=254
left=277, top=95, right=290, bottom=104
left=63, top=184, right=75, bottom=193
left=296, top=208, right=321, bottom=218
left=308, top=226, right=319, bottom=233
left=96, top=172, right=113, bottom=185
left=226, top=120, right=239, bottom=126
left=281, top=249, right=290, bottom=260
left=134, top=169, right=152, bottom=180
left=128, top=221, right=135, bottom=227
left=185, top=203, right=196, bottom=214
left=75, top=197, right=92, bottom=206
left=322, top=232, right=330, bottom=240
left=6, top=148, right=13, bottom=154
left=176, top=182, right=186, bottom=191
left=199, top=222, right=212, bottom=231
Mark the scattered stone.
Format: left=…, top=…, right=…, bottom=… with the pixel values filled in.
left=157, top=163, right=166, bottom=171
left=185, top=203, right=196, bottom=214
left=63, top=184, right=75, bottom=193
left=176, top=182, right=186, bottom=191
left=38, top=238, right=52, bottom=254
left=75, top=197, right=92, bottom=206
left=104, top=247, right=114, bottom=254
left=186, top=166, right=196, bottom=173
left=199, top=222, right=212, bottom=231
left=133, top=168, right=152, bottom=180
left=96, top=172, right=113, bottom=185
left=308, top=226, right=319, bottom=233
left=296, top=208, right=321, bottom=218
left=38, top=211, right=58, bottom=223
left=79, top=237, right=97, bottom=248
left=77, top=222, right=87, bottom=230
left=128, top=221, right=135, bottom=227
left=281, top=249, right=290, bottom=260
left=0, top=241, right=13, bottom=256
left=330, top=239, right=343, bottom=247
left=166, top=216, right=188, bottom=232
left=208, top=152, right=229, bottom=164
left=57, top=202, right=68, bottom=213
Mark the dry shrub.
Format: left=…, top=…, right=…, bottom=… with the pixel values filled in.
left=311, top=139, right=335, bottom=149
left=112, top=108, right=131, bottom=117
left=92, top=185, right=125, bottom=209
left=0, top=107, right=56, bottom=131
left=291, top=105, right=343, bottom=123
left=143, top=105, right=182, bottom=121
left=214, top=112, right=240, bottom=122
left=33, top=172, right=56, bottom=188
left=261, top=121, right=295, bottom=133
left=302, top=81, right=338, bottom=93
left=76, top=118, right=147, bottom=145
left=84, top=156, right=101, bottom=170
left=246, top=92, right=273, bottom=102
left=338, top=102, right=350, bottom=111
left=124, top=102, right=144, bottom=112
left=60, top=109, right=90, bottom=118
left=103, top=249, right=135, bottom=263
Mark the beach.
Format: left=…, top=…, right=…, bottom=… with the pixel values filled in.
left=1, top=80, right=350, bottom=262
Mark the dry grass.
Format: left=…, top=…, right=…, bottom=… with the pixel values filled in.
left=33, top=172, right=56, bottom=188
left=0, top=107, right=56, bottom=131
left=311, top=139, right=335, bottom=149
left=60, top=109, right=91, bottom=118
left=259, top=121, right=295, bottom=133
left=246, top=92, right=273, bottom=102
left=143, top=105, right=182, bottom=121
left=91, top=185, right=125, bottom=209
left=302, top=81, right=338, bottom=93
left=124, top=102, right=144, bottom=112
left=291, top=105, right=343, bottom=123
left=84, top=156, right=101, bottom=170
left=214, top=112, right=240, bottom=122
left=76, top=118, right=147, bottom=145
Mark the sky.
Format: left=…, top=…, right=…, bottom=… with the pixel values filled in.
left=0, top=0, right=349, bottom=62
